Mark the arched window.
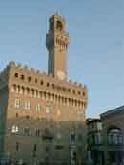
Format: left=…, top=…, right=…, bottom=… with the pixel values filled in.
left=46, top=82, right=50, bottom=87
left=26, top=87, right=30, bottom=95
left=78, top=91, right=81, bottom=95
left=70, top=132, right=76, bottom=144
left=28, top=76, right=31, bottom=82
left=14, top=73, right=18, bottom=78
left=22, top=86, right=25, bottom=94
left=108, top=127, right=123, bottom=145
left=24, top=101, right=31, bottom=110
left=56, top=21, right=63, bottom=31
left=40, top=80, right=44, bottom=85
left=21, top=74, right=25, bottom=80
left=36, top=104, right=41, bottom=111
left=72, top=90, right=75, bottom=94
left=35, top=128, right=40, bottom=136
left=24, top=127, right=30, bottom=136
left=14, top=99, right=20, bottom=109
left=12, top=84, right=16, bottom=92
left=52, top=84, right=54, bottom=89
left=11, top=125, right=18, bottom=133
left=83, top=92, right=86, bottom=96
left=35, top=78, right=37, bottom=83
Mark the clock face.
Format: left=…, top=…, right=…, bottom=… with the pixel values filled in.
left=57, top=70, right=65, bottom=80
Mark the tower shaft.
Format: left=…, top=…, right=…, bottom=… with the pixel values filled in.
left=46, top=14, right=69, bottom=80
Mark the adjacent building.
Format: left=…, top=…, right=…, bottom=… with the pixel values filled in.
left=87, top=106, right=124, bottom=165
left=0, top=14, right=88, bottom=165
left=101, top=106, right=124, bottom=165
left=87, top=118, right=104, bottom=165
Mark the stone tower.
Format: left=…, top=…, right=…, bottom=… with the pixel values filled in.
left=0, top=13, right=88, bottom=165
left=46, top=13, right=69, bottom=80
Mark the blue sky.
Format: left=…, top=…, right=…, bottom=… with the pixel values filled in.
left=0, top=0, right=124, bottom=118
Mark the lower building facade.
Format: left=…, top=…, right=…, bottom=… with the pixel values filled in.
left=0, top=62, right=88, bottom=165
left=87, top=106, right=124, bottom=165
left=101, top=106, right=124, bottom=165
left=87, top=118, right=104, bottom=165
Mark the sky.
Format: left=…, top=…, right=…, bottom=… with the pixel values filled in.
left=0, top=0, right=124, bottom=118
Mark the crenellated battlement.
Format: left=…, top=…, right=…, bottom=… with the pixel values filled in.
left=7, top=61, right=87, bottom=90
left=1, top=61, right=87, bottom=111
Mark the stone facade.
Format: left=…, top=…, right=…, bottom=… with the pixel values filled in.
left=101, top=106, right=124, bottom=165
left=87, top=106, right=124, bottom=165
left=0, top=13, right=88, bottom=165
left=46, top=14, right=69, bottom=80
left=87, top=118, right=104, bottom=165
